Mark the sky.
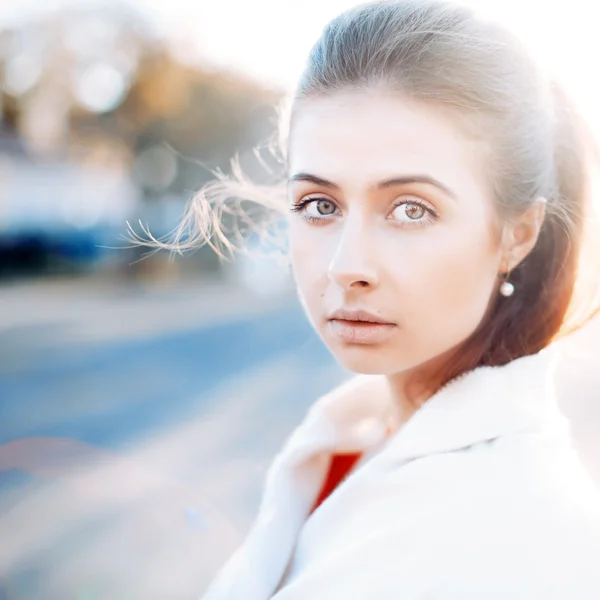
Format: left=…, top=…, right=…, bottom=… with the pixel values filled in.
left=149, top=0, right=600, bottom=138
left=1, top=0, right=599, bottom=133
left=129, top=1, right=600, bottom=100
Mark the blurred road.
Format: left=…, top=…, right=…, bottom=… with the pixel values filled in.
left=0, top=275, right=348, bottom=600
left=0, top=276, right=340, bottom=448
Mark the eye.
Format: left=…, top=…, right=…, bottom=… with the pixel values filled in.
left=306, top=198, right=337, bottom=217
left=393, top=203, right=425, bottom=221
left=390, top=198, right=437, bottom=225
left=289, top=196, right=339, bottom=222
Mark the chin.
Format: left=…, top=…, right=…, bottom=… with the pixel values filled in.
left=328, top=343, right=401, bottom=375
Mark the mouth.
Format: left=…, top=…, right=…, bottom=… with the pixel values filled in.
left=327, top=309, right=397, bottom=344
left=328, top=308, right=395, bottom=325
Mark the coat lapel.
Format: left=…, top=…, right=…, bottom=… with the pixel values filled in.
left=202, top=342, right=566, bottom=600
left=378, top=343, right=567, bottom=469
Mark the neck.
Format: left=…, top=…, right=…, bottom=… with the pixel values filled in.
left=385, top=352, right=458, bottom=432
left=385, top=373, right=434, bottom=432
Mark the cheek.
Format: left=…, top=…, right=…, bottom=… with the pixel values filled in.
left=400, top=218, right=500, bottom=338
left=289, top=224, right=329, bottom=310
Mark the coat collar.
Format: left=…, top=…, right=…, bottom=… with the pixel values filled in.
left=379, top=341, right=569, bottom=467
left=202, top=342, right=569, bottom=600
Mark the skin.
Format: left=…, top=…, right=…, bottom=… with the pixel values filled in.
left=287, top=90, right=546, bottom=427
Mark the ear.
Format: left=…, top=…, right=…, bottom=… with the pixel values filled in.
left=499, top=197, right=547, bottom=273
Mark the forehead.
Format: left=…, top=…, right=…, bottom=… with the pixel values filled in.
left=288, top=91, right=488, bottom=193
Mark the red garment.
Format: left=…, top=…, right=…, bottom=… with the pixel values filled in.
left=309, top=452, right=363, bottom=515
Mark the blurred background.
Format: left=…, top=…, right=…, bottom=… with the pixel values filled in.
left=0, top=1, right=599, bottom=598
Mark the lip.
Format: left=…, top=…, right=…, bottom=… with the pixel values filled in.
left=327, top=308, right=397, bottom=344
left=328, top=320, right=397, bottom=344
left=328, top=308, right=395, bottom=324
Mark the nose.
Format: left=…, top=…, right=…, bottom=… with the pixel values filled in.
left=327, top=224, right=380, bottom=290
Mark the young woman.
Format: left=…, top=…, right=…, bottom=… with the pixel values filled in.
left=147, top=1, right=600, bottom=597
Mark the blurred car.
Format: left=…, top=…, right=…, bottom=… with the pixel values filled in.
left=0, top=137, right=139, bottom=277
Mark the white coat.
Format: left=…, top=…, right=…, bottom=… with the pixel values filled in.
left=202, top=343, right=600, bottom=599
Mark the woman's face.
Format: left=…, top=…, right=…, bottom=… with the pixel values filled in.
left=287, top=91, right=504, bottom=376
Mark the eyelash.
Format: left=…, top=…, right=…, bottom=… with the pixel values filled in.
left=289, top=196, right=439, bottom=227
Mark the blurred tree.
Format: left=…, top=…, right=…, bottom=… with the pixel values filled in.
left=1, top=4, right=281, bottom=178
left=0, top=4, right=283, bottom=277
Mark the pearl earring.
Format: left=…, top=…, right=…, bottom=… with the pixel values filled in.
left=499, top=270, right=514, bottom=297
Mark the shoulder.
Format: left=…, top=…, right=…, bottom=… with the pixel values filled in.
left=278, top=429, right=600, bottom=599
left=379, top=457, right=600, bottom=597
left=442, top=503, right=600, bottom=598
left=422, top=432, right=600, bottom=596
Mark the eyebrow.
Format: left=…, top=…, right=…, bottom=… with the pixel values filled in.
left=288, top=173, right=458, bottom=201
